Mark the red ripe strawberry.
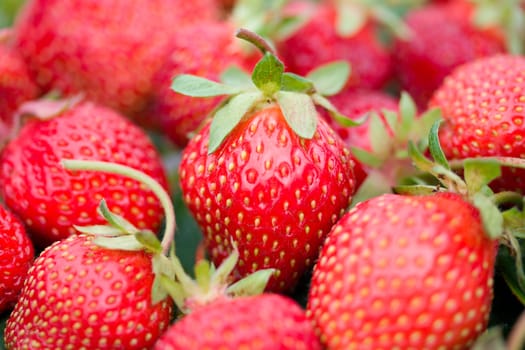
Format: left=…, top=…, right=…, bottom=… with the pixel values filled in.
left=149, top=22, right=254, bottom=147
left=430, top=54, right=525, bottom=193
left=0, top=34, right=39, bottom=128
left=179, top=106, right=356, bottom=292
left=4, top=234, right=172, bottom=349
left=154, top=294, right=321, bottom=350
left=307, top=192, right=496, bottom=349
left=393, top=0, right=505, bottom=108
left=0, top=204, right=34, bottom=314
left=12, top=0, right=219, bottom=121
left=0, top=99, right=169, bottom=248
left=278, top=1, right=392, bottom=90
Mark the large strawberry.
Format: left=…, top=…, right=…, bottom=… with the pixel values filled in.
left=11, top=0, right=219, bottom=122
left=393, top=0, right=505, bottom=108
left=175, top=32, right=357, bottom=293
left=0, top=98, right=169, bottom=248
left=430, top=54, right=525, bottom=193
left=307, top=191, right=497, bottom=349
left=277, top=1, right=394, bottom=91
left=0, top=31, right=38, bottom=128
left=0, top=204, right=34, bottom=314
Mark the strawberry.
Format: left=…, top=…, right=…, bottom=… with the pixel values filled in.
left=11, top=0, right=220, bottom=122
left=0, top=98, right=169, bottom=248
left=429, top=54, right=525, bottom=193
left=277, top=1, right=393, bottom=90
left=392, top=0, right=505, bottom=108
left=307, top=191, right=497, bottom=349
left=0, top=204, right=34, bottom=314
left=4, top=234, right=172, bottom=349
left=0, top=32, right=38, bottom=129
left=175, top=32, right=357, bottom=292
left=5, top=158, right=178, bottom=349
left=154, top=294, right=321, bottom=350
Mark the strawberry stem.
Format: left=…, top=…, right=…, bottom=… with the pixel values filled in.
left=60, top=159, right=176, bottom=255
left=235, top=27, right=276, bottom=56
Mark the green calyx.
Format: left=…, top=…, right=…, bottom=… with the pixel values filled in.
left=160, top=242, right=275, bottom=314
left=61, top=159, right=178, bottom=304
left=350, top=92, right=442, bottom=205
left=171, top=28, right=352, bottom=154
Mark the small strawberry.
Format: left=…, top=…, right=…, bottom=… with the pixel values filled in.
left=155, top=294, right=321, bottom=350
left=11, top=0, right=220, bottom=122
left=0, top=98, right=169, bottom=248
left=0, top=31, right=38, bottom=128
left=174, top=31, right=357, bottom=292
left=5, top=160, right=177, bottom=349
left=153, top=240, right=321, bottom=349
left=0, top=204, right=34, bottom=314
left=430, top=54, right=525, bottom=193
left=393, top=0, right=506, bottom=108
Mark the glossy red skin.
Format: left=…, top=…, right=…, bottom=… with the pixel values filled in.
left=12, top=0, right=219, bottom=120
left=307, top=192, right=496, bottom=350
left=278, top=2, right=392, bottom=91
left=150, top=21, right=256, bottom=147
left=393, top=1, right=505, bottom=109
left=430, top=54, right=525, bottom=193
left=154, top=294, right=322, bottom=350
left=4, top=234, right=172, bottom=349
left=179, top=105, right=356, bottom=293
left=0, top=101, right=169, bottom=248
left=0, top=43, right=38, bottom=125
left=0, top=205, right=34, bottom=314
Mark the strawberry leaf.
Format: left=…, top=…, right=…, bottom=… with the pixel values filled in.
left=226, top=268, right=275, bottom=297
left=306, top=61, right=350, bottom=96
left=93, top=235, right=144, bottom=251
left=172, top=74, right=241, bottom=97
left=208, top=91, right=263, bottom=154
left=471, top=192, right=504, bottom=239
left=151, top=254, right=175, bottom=304
left=276, top=91, right=318, bottom=139
left=393, top=184, right=438, bottom=196
left=498, top=235, right=525, bottom=305
left=97, top=199, right=139, bottom=233
left=397, top=92, right=417, bottom=140
left=135, top=230, right=163, bottom=254
left=470, top=327, right=507, bottom=350
left=464, top=158, right=502, bottom=195
left=281, top=72, right=315, bottom=93
left=252, top=51, right=284, bottom=96
left=220, top=66, right=254, bottom=90
left=73, top=224, right=123, bottom=236
left=336, top=2, right=367, bottom=37
left=311, top=94, right=362, bottom=127
left=369, top=112, right=391, bottom=158
left=351, top=146, right=383, bottom=168
left=428, top=120, right=450, bottom=169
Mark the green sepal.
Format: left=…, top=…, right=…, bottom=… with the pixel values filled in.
left=408, top=140, right=436, bottom=174
left=306, top=60, right=350, bottom=96
left=135, top=230, right=163, bottom=254
left=350, top=172, right=394, bottom=206
left=210, top=244, right=239, bottom=288
left=369, top=112, right=392, bottom=159
left=93, top=235, right=144, bottom=251
left=171, top=74, right=242, bottom=97
left=208, top=91, right=263, bottom=154
left=336, top=2, right=367, bottom=37
left=220, top=66, right=254, bottom=90
left=428, top=120, right=450, bottom=170
left=73, top=224, right=123, bottom=236
left=151, top=253, right=176, bottom=304
left=370, top=4, right=413, bottom=40
left=276, top=91, right=318, bottom=139
left=351, top=146, right=383, bottom=168
left=159, top=275, right=186, bottom=312
left=97, top=199, right=138, bottom=233
left=393, top=184, right=438, bottom=196
left=464, top=158, right=502, bottom=195
left=252, top=51, right=284, bottom=97
left=471, top=192, right=504, bottom=239
left=226, top=268, right=275, bottom=297
left=414, top=107, right=443, bottom=150
left=497, top=236, right=525, bottom=305
left=194, top=260, right=213, bottom=293
left=470, top=327, right=507, bottom=350
left=503, top=205, right=525, bottom=239
left=281, top=72, right=315, bottom=93
left=311, top=94, right=362, bottom=127
left=398, top=92, right=417, bottom=137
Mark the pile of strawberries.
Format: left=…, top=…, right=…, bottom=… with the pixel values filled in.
left=1, top=0, right=525, bottom=349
